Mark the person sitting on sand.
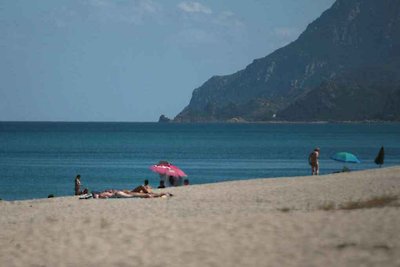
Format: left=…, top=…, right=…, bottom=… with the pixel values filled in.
left=129, top=179, right=153, bottom=193
left=168, top=176, right=176, bottom=186
left=308, top=147, right=320, bottom=175
left=158, top=180, right=166, bottom=189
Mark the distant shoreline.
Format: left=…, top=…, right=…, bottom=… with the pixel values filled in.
left=3, top=120, right=399, bottom=124
left=2, top=166, right=399, bottom=202
left=163, top=120, right=400, bottom=124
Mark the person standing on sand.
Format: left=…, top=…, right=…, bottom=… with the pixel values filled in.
left=309, top=148, right=320, bottom=175
left=74, top=175, right=82, bottom=195
left=74, top=175, right=88, bottom=195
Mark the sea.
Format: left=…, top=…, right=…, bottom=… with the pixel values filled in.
left=0, top=122, right=399, bottom=201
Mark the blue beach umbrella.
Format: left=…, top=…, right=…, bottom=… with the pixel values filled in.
left=331, top=152, right=361, bottom=163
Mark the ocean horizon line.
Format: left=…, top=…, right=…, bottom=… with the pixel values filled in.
left=1, top=120, right=400, bottom=124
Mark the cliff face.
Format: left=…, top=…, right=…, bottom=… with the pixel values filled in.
left=279, top=67, right=400, bottom=121
left=174, top=0, right=400, bottom=122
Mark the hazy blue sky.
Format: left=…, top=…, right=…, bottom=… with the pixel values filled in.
left=1, top=0, right=335, bottom=122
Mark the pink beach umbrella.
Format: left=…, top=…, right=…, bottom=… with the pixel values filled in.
left=150, top=161, right=187, bottom=178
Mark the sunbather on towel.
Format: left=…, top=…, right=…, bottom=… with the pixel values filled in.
left=92, top=189, right=171, bottom=199
left=113, top=191, right=172, bottom=198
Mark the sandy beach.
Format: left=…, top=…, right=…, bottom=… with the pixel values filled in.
left=1, top=167, right=399, bottom=267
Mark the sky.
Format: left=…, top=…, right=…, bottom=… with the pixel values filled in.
left=0, top=0, right=335, bottom=122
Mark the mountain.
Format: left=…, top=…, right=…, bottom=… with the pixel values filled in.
left=174, top=0, right=400, bottom=122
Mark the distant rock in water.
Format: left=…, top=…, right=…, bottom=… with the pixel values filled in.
left=158, top=115, right=171, bottom=123
left=226, top=117, right=247, bottom=123
left=174, top=0, right=400, bottom=122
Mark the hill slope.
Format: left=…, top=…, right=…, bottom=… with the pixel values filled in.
left=174, top=0, right=400, bottom=122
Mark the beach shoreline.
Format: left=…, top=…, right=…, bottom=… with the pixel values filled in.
left=1, top=166, right=399, bottom=267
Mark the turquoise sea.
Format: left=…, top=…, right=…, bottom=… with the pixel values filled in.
left=0, top=122, right=399, bottom=201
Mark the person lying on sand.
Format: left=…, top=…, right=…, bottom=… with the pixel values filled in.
left=92, top=189, right=172, bottom=199
left=114, top=191, right=172, bottom=198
